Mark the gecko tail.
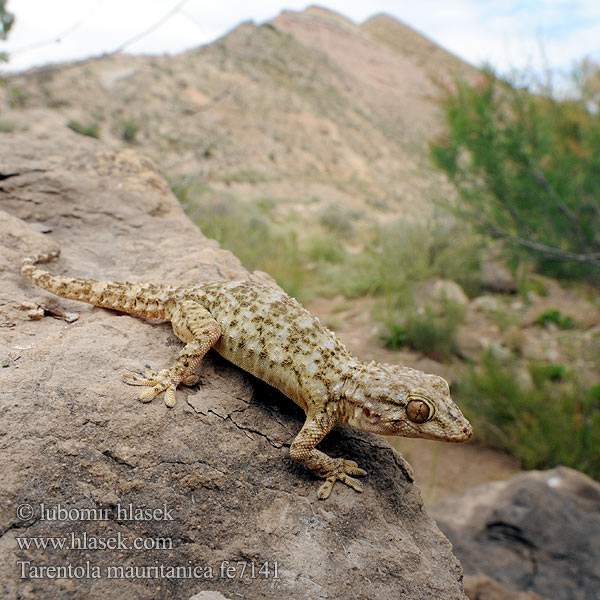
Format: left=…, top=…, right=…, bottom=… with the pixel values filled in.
left=21, top=250, right=61, bottom=271
left=21, top=251, right=172, bottom=319
left=21, top=250, right=63, bottom=288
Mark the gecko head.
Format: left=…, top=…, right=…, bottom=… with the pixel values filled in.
left=344, top=363, right=472, bottom=443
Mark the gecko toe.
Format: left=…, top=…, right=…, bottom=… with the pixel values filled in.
left=316, top=474, right=364, bottom=499
left=122, top=372, right=153, bottom=386
left=317, top=477, right=336, bottom=500
left=339, top=459, right=368, bottom=477
left=122, top=368, right=164, bottom=387
left=316, top=458, right=367, bottom=499
left=340, top=474, right=364, bottom=493
left=164, top=385, right=177, bottom=408
left=345, top=463, right=367, bottom=477
left=138, top=385, right=163, bottom=403
left=136, top=380, right=178, bottom=406
left=123, top=368, right=179, bottom=407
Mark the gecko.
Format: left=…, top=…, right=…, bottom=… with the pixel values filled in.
left=21, top=251, right=472, bottom=499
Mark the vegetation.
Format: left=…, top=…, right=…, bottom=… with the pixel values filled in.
left=429, top=62, right=600, bottom=479
left=0, top=0, right=14, bottom=62
left=383, top=301, right=465, bottom=361
left=7, top=85, right=29, bottom=108
left=171, top=178, right=308, bottom=298
left=218, top=169, right=270, bottom=185
left=431, top=64, right=600, bottom=284
left=455, top=352, right=600, bottom=480
left=66, top=120, right=100, bottom=139
left=171, top=176, right=483, bottom=307
left=534, top=309, right=575, bottom=329
left=0, top=119, right=15, bottom=132
left=121, top=120, right=140, bottom=143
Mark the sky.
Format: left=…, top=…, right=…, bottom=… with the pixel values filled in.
left=1, top=0, right=599, bottom=76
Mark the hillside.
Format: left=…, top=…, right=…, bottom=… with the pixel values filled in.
left=0, top=6, right=476, bottom=222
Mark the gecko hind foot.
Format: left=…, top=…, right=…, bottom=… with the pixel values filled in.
left=123, top=367, right=199, bottom=387
left=122, top=368, right=199, bottom=408
left=317, top=459, right=368, bottom=500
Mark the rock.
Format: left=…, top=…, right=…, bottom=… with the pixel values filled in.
left=0, top=131, right=468, bottom=599
left=470, top=295, right=501, bottom=313
left=190, top=593, right=232, bottom=600
left=454, top=324, right=502, bottom=362
left=486, top=342, right=512, bottom=362
left=454, top=326, right=490, bottom=359
left=480, top=259, right=517, bottom=294
left=464, top=574, right=545, bottom=600
left=512, top=365, right=534, bottom=392
left=501, top=325, right=525, bottom=355
left=431, top=279, right=470, bottom=307
left=430, top=466, right=600, bottom=600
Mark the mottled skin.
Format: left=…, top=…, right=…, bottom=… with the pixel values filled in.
left=22, top=252, right=473, bottom=499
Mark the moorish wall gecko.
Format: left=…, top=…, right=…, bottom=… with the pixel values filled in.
left=22, top=252, right=472, bottom=499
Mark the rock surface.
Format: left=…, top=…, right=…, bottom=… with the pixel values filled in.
left=431, top=466, right=600, bottom=600
left=463, top=574, right=545, bottom=600
left=0, top=131, right=468, bottom=599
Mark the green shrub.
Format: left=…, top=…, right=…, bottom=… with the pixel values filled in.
left=220, top=169, right=269, bottom=184
left=121, top=120, right=140, bottom=142
left=454, top=352, right=600, bottom=480
left=1, top=0, right=15, bottom=46
left=67, top=120, right=100, bottom=139
left=0, top=119, right=15, bottom=132
left=383, top=301, right=465, bottom=362
left=534, top=309, right=575, bottom=329
left=431, top=65, right=600, bottom=284
left=307, top=235, right=345, bottom=264
left=7, top=85, right=29, bottom=108
left=318, top=203, right=357, bottom=238
left=530, top=363, right=569, bottom=383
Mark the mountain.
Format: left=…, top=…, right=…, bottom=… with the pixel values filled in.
left=0, top=6, right=477, bottom=221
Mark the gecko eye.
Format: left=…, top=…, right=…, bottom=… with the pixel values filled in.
left=406, top=398, right=432, bottom=424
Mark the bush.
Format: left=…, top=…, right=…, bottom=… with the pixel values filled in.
left=7, top=85, right=29, bottom=108
left=67, top=120, right=100, bottom=139
left=431, top=65, right=600, bottom=284
left=530, top=363, right=569, bottom=382
left=383, top=301, right=465, bottom=362
left=0, top=119, right=15, bottom=132
left=534, top=309, right=575, bottom=329
left=0, top=0, right=14, bottom=62
left=318, top=203, right=357, bottom=238
left=121, top=121, right=140, bottom=143
left=454, top=352, right=600, bottom=480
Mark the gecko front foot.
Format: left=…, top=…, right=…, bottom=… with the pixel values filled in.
left=122, top=368, right=199, bottom=408
left=317, top=459, right=368, bottom=500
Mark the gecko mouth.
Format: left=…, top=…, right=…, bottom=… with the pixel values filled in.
left=447, top=424, right=473, bottom=442
left=404, top=420, right=473, bottom=442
